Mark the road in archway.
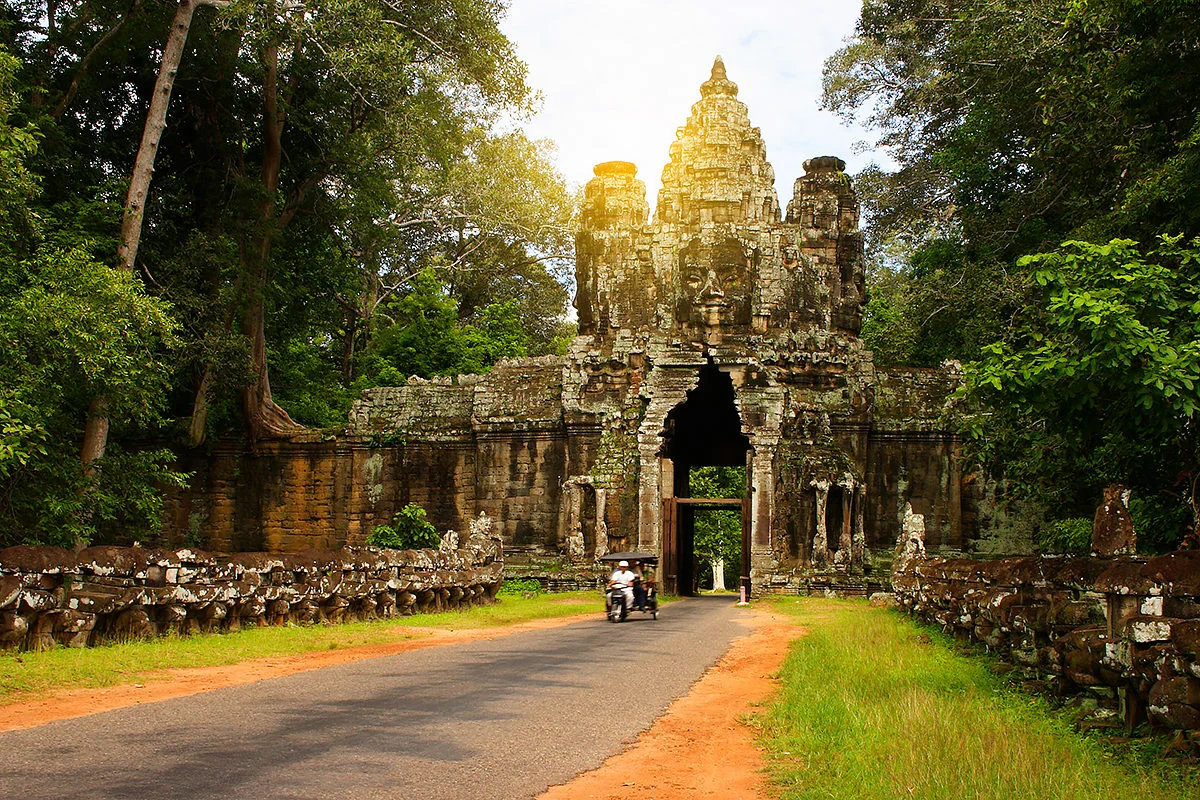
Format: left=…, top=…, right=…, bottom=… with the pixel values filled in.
left=1, top=596, right=746, bottom=800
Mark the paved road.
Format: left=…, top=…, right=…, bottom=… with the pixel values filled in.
left=2, top=596, right=746, bottom=800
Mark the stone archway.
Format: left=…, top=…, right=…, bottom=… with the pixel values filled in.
left=657, top=362, right=751, bottom=595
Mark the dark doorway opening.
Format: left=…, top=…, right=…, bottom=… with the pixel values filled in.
left=660, top=362, right=751, bottom=596
left=826, top=485, right=845, bottom=554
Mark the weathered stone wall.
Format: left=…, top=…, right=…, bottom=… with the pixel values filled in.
left=0, top=531, right=503, bottom=651
left=167, top=439, right=478, bottom=553
left=865, top=367, right=971, bottom=561
left=893, top=551, right=1200, bottom=734
left=167, top=357, right=585, bottom=554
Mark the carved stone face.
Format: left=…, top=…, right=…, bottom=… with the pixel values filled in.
left=780, top=235, right=800, bottom=268
left=675, top=238, right=752, bottom=327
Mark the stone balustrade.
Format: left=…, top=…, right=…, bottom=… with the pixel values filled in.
left=0, top=532, right=503, bottom=652
left=892, top=550, right=1200, bottom=734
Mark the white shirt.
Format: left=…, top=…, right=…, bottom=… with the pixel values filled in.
left=610, top=568, right=637, bottom=585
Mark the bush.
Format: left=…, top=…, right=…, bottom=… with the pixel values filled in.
left=1035, top=516, right=1092, bottom=555
left=497, top=577, right=543, bottom=597
left=1129, top=495, right=1192, bottom=555
left=367, top=504, right=440, bottom=550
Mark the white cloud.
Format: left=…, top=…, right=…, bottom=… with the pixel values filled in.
left=500, top=0, right=883, bottom=209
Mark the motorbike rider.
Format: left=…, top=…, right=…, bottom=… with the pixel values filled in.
left=608, top=560, right=637, bottom=612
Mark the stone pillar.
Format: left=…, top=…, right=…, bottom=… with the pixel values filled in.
left=812, top=479, right=830, bottom=565
left=852, top=484, right=867, bottom=568
left=748, top=436, right=779, bottom=591
left=562, top=479, right=586, bottom=563
left=839, top=483, right=854, bottom=555
left=595, top=487, right=609, bottom=558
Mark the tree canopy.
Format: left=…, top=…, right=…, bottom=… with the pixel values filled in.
left=828, top=0, right=1200, bottom=541
left=0, top=1, right=575, bottom=546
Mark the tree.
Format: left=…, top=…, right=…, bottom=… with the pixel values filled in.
left=356, top=269, right=529, bottom=386
left=330, top=129, right=575, bottom=387
left=171, top=0, right=539, bottom=442
left=961, top=236, right=1200, bottom=540
left=0, top=247, right=184, bottom=547
left=827, top=0, right=1200, bottom=365
left=118, top=0, right=227, bottom=273
left=689, top=466, right=745, bottom=591
left=79, top=0, right=228, bottom=471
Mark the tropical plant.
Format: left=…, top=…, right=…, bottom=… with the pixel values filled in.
left=367, top=503, right=441, bottom=550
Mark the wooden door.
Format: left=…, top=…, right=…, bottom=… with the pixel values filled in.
left=661, top=497, right=677, bottom=595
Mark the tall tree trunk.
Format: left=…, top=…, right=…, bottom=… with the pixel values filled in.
left=80, top=396, right=110, bottom=465
left=241, top=40, right=301, bottom=442
left=340, top=268, right=379, bottom=385
left=187, top=363, right=215, bottom=446
left=712, top=559, right=726, bottom=592
left=82, top=0, right=221, bottom=469
left=117, top=0, right=216, bottom=272
left=340, top=315, right=359, bottom=385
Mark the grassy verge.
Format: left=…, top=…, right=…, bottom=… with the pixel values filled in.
left=0, top=591, right=600, bottom=703
left=758, top=597, right=1194, bottom=800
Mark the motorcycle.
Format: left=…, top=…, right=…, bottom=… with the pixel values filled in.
left=600, top=552, right=659, bottom=622
left=605, top=581, right=630, bottom=623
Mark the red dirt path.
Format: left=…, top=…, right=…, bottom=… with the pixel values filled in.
left=538, top=608, right=806, bottom=800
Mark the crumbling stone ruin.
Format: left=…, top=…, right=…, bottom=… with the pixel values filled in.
left=163, top=58, right=982, bottom=595
left=0, top=527, right=502, bottom=651
left=892, top=548, right=1200, bottom=738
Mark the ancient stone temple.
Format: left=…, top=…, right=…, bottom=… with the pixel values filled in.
left=168, top=59, right=984, bottom=595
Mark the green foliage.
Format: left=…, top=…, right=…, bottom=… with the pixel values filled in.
left=357, top=269, right=529, bottom=384
left=367, top=504, right=440, bottom=550
left=836, top=0, right=1200, bottom=555
left=497, top=577, right=543, bottom=597
left=960, top=237, right=1200, bottom=533
left=2, top=0, right=570, bottom=440
left=690, top=467, right=745, bottom=585
left=0, top=245, right=186, bottom=546
left=828, top=0, right=1200, bottom=251
left=1129, top=495, right=1193, bottom=556
left=1035, top=517, right=1092, bottom=556
left=0, top=48, right=38, bottom=261
left=0, top=6, right=573, bottom=545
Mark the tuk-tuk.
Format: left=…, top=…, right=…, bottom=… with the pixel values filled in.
left=599, top=551, right=659, bottom=622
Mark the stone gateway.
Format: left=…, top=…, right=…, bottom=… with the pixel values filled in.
left=168, top=60, right=997, bottom=595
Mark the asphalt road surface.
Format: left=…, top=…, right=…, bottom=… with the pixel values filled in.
left=1, top=596, right=746, bottom=800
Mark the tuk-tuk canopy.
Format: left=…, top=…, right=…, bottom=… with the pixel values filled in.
left=598, top=551, right=658, bottom=565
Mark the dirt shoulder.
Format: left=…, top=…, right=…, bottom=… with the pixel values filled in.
left=538, top=607, right=806, bottom=800
left=0, top=611, right=596, bottom=733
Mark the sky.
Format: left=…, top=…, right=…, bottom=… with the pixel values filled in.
left=500, top=0, right=882, bottom=207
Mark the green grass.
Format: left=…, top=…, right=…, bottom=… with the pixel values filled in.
left=759, top=597, right=1195, bottom=800
left=0, top=591, right=600, bottom=702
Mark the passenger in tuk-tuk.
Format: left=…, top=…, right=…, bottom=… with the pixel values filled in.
left=631, top=560, right=649, bottom=611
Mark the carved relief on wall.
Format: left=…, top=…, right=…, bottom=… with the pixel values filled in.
left=674, top=236, right=754, bottom=328
left=780, top=233, right=801, bottom=268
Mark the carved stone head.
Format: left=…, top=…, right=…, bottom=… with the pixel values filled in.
left=675, top=237, right=753, bottom=327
